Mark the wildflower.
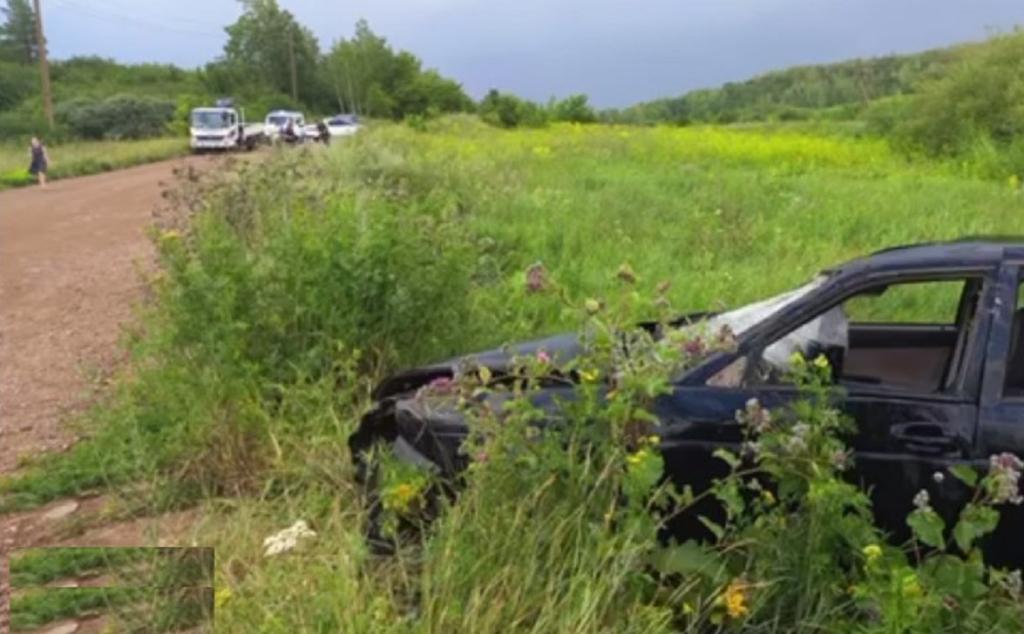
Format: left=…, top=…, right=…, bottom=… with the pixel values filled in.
left=525, top=262, right=548, bottom=293
left=988, top=452, right=1024, bottom=505
left=584, top=298, right=601, bottom=315
left=716, top=325, right=737, bottom=349
left=627, top=449, right=649, bottom=466
left=616, top=263, right=637, bottom=284
left=262, top=520, right=316, bottom=557
left=424, top=376, right=453, bottom=395
left=1005, top=569, right=1022, bottom=596
left=912, top=489, right=930, bottom=510
left=785, top=435, right=807, bottom=454
left=683, top=337, right=706, bottom=357
left=901, top=573, right=922, bottom=598
left=580, top=368, right=599, bottom=383
left=738, top=398, right=772, bottom=434
left=789, top=351, right=806, bottom=368
left=831, top=449, right=849, bottom=471
left=862, top=544, right=882, bottom=563
left=933, top=471, right=945, bottom=484
left=741, top=441, right=761, bottom=458
left=646, top=434, right=660, bottom=447
left=722, top=580, right=749, bottom=619
left=215, top=587, right=233, bottom=609
left=812, top=354, right=830, bottom=370
left=536, top=350, right=551, bottom=365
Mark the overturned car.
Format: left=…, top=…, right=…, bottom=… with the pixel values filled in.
left=350, top=240, right=1024, bottom=565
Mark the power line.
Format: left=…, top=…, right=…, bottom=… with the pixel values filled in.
left=51, top=0, right=223, bottom=39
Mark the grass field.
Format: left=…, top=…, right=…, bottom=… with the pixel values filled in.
left=4, top=117, right=1024, bottom=632
left=0, top=137, right=189, bottom=189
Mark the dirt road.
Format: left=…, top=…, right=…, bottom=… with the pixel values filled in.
left=0, top=156, right=213, bottom=475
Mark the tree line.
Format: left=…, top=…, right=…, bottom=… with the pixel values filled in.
left=0, top=0, right=596, bottom=141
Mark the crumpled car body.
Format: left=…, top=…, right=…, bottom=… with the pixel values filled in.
left=350, top=240, right=1024, bottom=566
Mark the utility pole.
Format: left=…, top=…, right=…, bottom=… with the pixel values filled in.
left=32, top=0, right=54, bottom=130
left=288, top=28, right=298, bottom=103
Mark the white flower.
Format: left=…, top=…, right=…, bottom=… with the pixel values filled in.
left=912, top=489, right=930, bottom=511
left=263, top=520, right=317, bottom=557
left=932, top=471, right=945, bottom=484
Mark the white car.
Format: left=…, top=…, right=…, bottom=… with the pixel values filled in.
left=324, top=115, right=361, bottom=138
left=265, top=110, right=306, bottom=142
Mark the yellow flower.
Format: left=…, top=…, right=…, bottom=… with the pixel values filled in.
left=761, top=490, right=776, bottom=506
left=901, top=573, right=922, bottom=598
left=580, top=368, right=600, bottom=383
left=215, top=587, right=233, bottom=609
left=788, top=351, right=806, bottom=368
left=813, top=354, right=830, bottom=370
left=862, top=544, right=882, bottom=563
left=627, top=450, right=648, bottom=466
left=722, top=580, right=749, bottom=619
left=645, top=435, right=660, bottom=447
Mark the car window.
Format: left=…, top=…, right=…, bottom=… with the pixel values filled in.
left=1003, top=278, right=1024, bottom=397
left=710, top=276, right=981, bottom=393
left=844, top=280, right=964, bottom=325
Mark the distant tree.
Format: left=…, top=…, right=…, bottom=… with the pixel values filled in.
left=551, top=94, right=596, bottom=123
left=479, top=90, right=547, bottom=128
left=0, top=0, right=36, bottom=64
left=324, top=20, right=472, bottom=118
left=219, top=0, right=322, bottom=105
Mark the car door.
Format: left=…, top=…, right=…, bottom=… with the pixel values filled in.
left=976, top=262, right=1024, bottom=568
left=657, top=270, right=991, bottom=545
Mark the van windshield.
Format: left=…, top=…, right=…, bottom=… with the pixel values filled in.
left=267, top=115, right=290, bottom=126
left=192, top=111, right=234, bottom=129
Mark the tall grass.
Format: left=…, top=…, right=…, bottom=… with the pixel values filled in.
left=2, top=119, right=1024, bottom=631
left=0, top=137, right=188, bottom=188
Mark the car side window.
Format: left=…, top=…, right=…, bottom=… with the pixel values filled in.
left=1003, top=278, right=1024, bottom=397
left=710, top=277, right=981, bottom=393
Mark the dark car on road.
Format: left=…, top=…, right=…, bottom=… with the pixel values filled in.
left=350, top=239, right=1024, bottom=564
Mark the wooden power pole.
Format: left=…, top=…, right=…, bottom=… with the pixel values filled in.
left=288, top=28, right=298, bottom=103
left=32, top=0, right=54, bottom=130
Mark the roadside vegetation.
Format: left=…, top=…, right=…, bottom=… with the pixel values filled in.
left=0, top=137, right=188, bottom=189
left=1, top=119, right=1023, bottom=631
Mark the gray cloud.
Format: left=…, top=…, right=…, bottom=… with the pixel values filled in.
left=43, top=0, right=1024, bottom=107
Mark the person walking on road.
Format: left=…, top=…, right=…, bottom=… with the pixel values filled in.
left=29, top=137, right=49, bottom=188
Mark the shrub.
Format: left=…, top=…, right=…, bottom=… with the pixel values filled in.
left=56, top=94, right=175, bottom=140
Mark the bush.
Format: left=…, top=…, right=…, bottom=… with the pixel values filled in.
left=479, top=90, right=549, bottom=128
left=56, top=94, right=175, bottom=140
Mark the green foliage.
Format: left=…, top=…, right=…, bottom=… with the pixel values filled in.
left=56, top=94, right=175, bottom=140
left=0, top=0, right=35, bottom=64
left=893, top=32, right=1024, bottom=159
left=323, top=20, right=473, bottom=118
left=550, top=93, right=597, bottom=123
left=219, top=0, right=322, bottom=105
left=479, top=89, right=549, bottom=128
left=4, top=122, right=1024, bottom=632
left=609, top=44, right=961, bottom=125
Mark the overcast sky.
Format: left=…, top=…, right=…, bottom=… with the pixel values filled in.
left=42, top=0, right=1024, bottom=107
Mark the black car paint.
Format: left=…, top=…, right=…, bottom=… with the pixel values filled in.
left=349, top=241, right=1024, bottom=564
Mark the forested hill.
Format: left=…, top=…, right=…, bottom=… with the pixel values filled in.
left=606, top=38, right=989, bottom=125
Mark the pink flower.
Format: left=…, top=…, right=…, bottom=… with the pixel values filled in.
left=537, top=350, right=551, bottom=364
left=683, top=337, right=705, bottom=357
left=525, top=262, right=548, bottom=293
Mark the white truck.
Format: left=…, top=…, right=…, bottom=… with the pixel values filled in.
left=189, top=99, right=266, bottom=153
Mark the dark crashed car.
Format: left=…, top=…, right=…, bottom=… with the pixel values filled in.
left=350, top=240, right=1024, bottom=565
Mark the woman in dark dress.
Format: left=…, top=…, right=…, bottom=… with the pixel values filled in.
left=29, top=137, right=48, bottom=187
